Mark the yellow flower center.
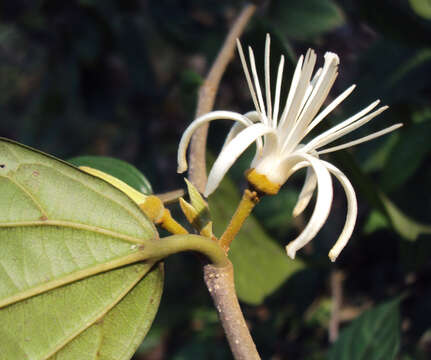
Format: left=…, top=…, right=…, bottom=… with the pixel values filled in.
left=245, top=168, right=281, bottom=195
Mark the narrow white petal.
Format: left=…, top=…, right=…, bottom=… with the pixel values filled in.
left=278, top=54, right=304, bottom=128
left=304, top=103, right=386, bottom=152
left=322, top=161, right=357, bottom=262
left=265, top=34, right=273, bottom=124
left=296, top=52, right=340, bottom=128
left=317, top=123, right=403, bottom=155
left=328, top=100, right=381, bottom=135
left=279, top=49, right=317, bottom=133
left=282, top=69, right=338, bottom=153
left=272, top=55, right=285, bottom=127
left=177, top=110, right=254, bottom=173
left=283, top=154, right=333, bottom=259
left=320, top=106, right=389, bottom=147
left=249, top=46, right=268, bottom=124
left=236, top=39, right=261, bottom=114
left=311, top=67, right=323, bottom=86
left=205, top=123, right=275, bottom=196
left=293, top=167, right=317, bottom=217
left=306, top=84, right=356, bottom=135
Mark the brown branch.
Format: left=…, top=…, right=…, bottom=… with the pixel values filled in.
left=186, top=4, right=261, bottom=359
left=204, top=262, right=260, bottom=360
left=188, top=4, right=257, bottom=192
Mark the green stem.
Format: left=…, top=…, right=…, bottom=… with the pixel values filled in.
left=142, top=234, right=229, bottom=268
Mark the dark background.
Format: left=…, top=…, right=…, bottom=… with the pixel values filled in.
left=1, top=0, right=430, bottom=359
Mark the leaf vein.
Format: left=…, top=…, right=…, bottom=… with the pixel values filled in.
left=32, top=162, right=147, bottom=229
left=5, top=175, right=48, bottom=218
left=0, top=220, right=147, bottom=244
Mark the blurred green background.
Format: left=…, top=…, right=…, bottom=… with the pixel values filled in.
left=1, top=0, right=430, bottom=359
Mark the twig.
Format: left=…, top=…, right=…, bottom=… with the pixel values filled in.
left=188, top=3, right=257, bottom=193
left=204, top=262, right=260, bottom=360
left=329, top=270, right=344, bottom=343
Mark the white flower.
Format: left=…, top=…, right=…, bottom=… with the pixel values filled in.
left=177, top=34, right=402, bottom=261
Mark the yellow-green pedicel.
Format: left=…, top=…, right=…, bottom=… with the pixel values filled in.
left=0, top=138, right=163, bottom=360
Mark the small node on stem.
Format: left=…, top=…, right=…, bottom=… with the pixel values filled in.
left=139, top=195, right=165, bottom=222
left=179, top=179, right=215, bottom=239
left=140, top=196, right=188, bottom=235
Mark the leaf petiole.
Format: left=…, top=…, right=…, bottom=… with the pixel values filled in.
left=142, top=234, right=229, bottom=268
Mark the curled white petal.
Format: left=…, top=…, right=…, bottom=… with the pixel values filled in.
left=283, top=154, right=333, bottom=259
left=322, top=161, right=357, bottom=262
left=293, top=167, right=317, bottom=217
left=176, top=36, right=402, bottom=261
left=244, top=110, right=261, bottom=123
left=177, top=111, right=254, bottom=173
left=222, top=122, right=246, bottom=149
left=205, top=123, right=275, bottom=196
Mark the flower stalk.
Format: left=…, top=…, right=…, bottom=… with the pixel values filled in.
left=219, top=189, right=260, bottom=252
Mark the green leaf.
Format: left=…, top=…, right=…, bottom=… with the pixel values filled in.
left=380, top=120, right=431, bottom=192
left=363, top=210, right=389, bottom=235
left=0, top=138, right=163, bottom=359
left=328, top=298, right=402, bottom=360
left=379, top=194, right=431, bottom=241
left=353, top=43, right=431, bottom=104
left=209, top=175, right=304, bottom=305
left=332, top=151, right=431, bottom=241
left=409, top=0, right=431, bottom=20
left=68, top=155, right=153, bottom=195
left=269, top=0, right=345, bottom=40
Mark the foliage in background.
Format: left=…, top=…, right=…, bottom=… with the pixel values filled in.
left=0, top=0, right=430, bottom=359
